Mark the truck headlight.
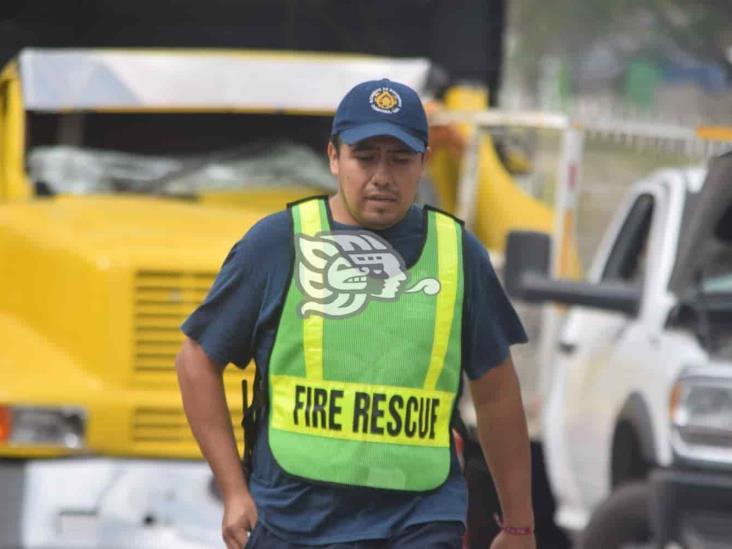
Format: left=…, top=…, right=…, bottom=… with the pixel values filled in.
left=0, top=405, right=86, bottom=449
left=671, top=373, right=732, bottom=466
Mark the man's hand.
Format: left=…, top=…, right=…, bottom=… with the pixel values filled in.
left=176, top=338, right=256, bottom=548
left=490, top=531, right=536, bottom=549
left=222, top=492, right=258, bottom=549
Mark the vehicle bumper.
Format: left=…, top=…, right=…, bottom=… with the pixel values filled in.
left=0, top=456, right=223, bottom=549
left=650, top=467, right=732, bottom=549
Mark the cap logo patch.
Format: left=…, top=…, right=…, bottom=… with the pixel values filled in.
left=369, top=87, right=402, bottom=114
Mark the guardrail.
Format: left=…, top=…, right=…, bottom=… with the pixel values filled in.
left=429, top=110, right=732, bottom=160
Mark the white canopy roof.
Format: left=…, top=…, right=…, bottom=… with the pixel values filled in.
left=18, top=49, right=432, bottom=113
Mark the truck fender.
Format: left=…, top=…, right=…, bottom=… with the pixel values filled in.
left=612, top=394, right=656, bottom=487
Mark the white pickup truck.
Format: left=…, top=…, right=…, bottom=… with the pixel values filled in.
left=505, top=151, right=732, bottom=548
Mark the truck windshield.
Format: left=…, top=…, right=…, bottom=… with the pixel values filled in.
left=27, top=142, right=336, bottom=196
left=704, top=272, right=732, bottom=294
left=701, top=202, right=732, bottom=296
left=702, top=254, right=732, bottom=295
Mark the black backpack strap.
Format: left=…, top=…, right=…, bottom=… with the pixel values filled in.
left=241, top=368, right=266, bottom=479
left=451, top=406, right=471, bottom=442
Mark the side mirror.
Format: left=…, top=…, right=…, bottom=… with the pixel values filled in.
left=504, top=231, right=551, bottom=299
left=504, top=230, right=642, bottom=316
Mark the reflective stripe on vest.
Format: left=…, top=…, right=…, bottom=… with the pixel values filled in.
left=268, top=197, right=464, bottom=491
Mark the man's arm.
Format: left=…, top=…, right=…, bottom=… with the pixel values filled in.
left=176, top=337, right=256, bottom=549
left=469, top=353, right=536, bottom=548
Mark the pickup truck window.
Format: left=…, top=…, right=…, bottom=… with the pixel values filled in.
left=602, top=193, right=654, bottom=284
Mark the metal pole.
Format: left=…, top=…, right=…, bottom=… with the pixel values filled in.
left=551, top=126, right=583, bottom=278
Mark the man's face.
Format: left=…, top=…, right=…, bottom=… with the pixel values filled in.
left=328, top=136, right=430, bottom=230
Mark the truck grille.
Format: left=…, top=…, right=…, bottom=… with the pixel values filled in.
left=134, top=270, right=215, bottom=375
left=131, top=270, right=250, bottom=454
left=132, top=406, right=244, bottom=451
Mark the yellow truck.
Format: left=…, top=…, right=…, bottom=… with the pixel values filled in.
left=0, top=46, right=570, bottom=547
left=0, top=48, right=435, bottom=547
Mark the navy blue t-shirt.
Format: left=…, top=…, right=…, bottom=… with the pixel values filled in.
left=182, top=202, right=527, bottom=544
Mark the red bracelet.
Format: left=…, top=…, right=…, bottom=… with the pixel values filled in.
left=493, top=513, right=534, bottom=536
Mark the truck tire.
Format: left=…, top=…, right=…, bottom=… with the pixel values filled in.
left=579, top=481, right=653, bottom=549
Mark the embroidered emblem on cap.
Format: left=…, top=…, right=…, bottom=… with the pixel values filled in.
left=369, top=87, right=402, bottom=114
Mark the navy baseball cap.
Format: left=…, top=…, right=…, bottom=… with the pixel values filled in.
left=331, top=79, right=429, bottom=153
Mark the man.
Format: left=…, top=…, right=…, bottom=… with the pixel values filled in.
left=176, top=78, right=535, bottom=548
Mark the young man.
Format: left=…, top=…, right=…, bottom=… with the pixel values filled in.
left=176, top=79, right=535, bottom=549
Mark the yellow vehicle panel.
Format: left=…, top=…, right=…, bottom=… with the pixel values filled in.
left=0, top=193, right=318, bottom=459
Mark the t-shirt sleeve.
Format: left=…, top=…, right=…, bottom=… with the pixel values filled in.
left=462, top=230, right=528, bottom=380
left=181, top=219, right=275, bottom=369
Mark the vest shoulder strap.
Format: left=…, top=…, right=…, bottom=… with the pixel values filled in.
left=423, top=204, right=466, bottom=227
left=286, top=194, right=330, bottom=210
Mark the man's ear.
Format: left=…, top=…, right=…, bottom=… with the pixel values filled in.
left=421, top=146, right=433, bottom=168
left=327, top=142, right=339, bottom=176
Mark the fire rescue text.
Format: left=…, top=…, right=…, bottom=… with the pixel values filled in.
left=292, top=384, right=440, bottom=440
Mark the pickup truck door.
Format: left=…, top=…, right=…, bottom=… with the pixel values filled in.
left=545, top=190, right=659, bottom=519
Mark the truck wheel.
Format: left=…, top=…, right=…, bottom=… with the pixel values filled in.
left=579, top=481, right=653, bottom=549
